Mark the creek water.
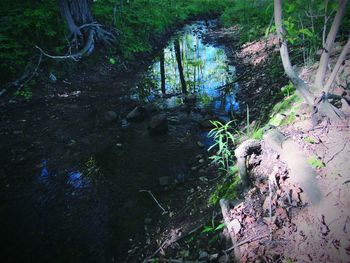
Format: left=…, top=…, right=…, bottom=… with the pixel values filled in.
left=0, top=20, right=240, bottom=262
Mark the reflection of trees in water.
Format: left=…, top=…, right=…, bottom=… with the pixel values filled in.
left=138, top=24, right=237, bottom=97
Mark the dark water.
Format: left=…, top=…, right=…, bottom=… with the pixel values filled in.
left=0, top=20, right=239, bottom=262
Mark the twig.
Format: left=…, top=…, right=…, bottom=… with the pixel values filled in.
left=139, top=189, right=167, bottom=213
left=326, top=139, right=349, bottom=163
left=224, top=233, right=269, bottom=253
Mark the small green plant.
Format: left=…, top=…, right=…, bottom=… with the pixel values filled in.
left=304, top=136, right=318, bottom=144
left=308, top=156, right=325, bottom=169
left=281, top=83, right=295, bottom=97
left=208, top=120, right=236, bottom=174
left=208, top=170, right=240, bottom=205
left=13, top=86, right=32, bottom=99
left=201, top=222, right=225, bottom=234
left=109, top=57, right=116, bottom=65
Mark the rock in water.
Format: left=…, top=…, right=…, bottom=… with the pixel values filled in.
left=126, top=106, right=145, bottom=121
left=104, top=111, right=117, bottom=123
left=159, top=176, right=170, bottom=186
left=148, top=113, right=168, bottom=135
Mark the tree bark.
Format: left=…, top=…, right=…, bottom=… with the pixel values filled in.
left=314, top=0, right=348, bottom=92
left=160, top=50, right=166, bottom=94
left=174, top=40, right=187, bottom=94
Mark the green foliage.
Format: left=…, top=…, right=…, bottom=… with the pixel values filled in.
left=208, top=172, right=240, bottom=205
left=0, top=0, right=66, bottom=82
left=245, top=105, right=263, bottom=140
left=220, top=0, right=350, bottom=64
left=308, top=156, right=325, bottom=169
left=208, top=120, right=236, bottom=174
left=0, top=0, right=229, bottom=83
left=201, top=222, right=225, bottom=234
left=13, top=86, right=32, bottom=99
left=220, top=0, right=274, bottom=43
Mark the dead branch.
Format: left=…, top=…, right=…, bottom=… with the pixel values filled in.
left=139, top=189, right=167, bottom=213
left=324, top=36, right=350, bottom=92
left=35, top=29, right=95, bottom=61
left=326, top=139, right=349, bottom=163
left=224, top=233, right=269, bottom=253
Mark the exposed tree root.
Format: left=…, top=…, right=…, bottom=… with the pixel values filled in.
left=234, top=139, right=262, bottom=188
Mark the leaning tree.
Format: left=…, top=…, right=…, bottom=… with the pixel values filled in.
left=37, top=0, right=115, bottom=60
left=274, top=0, right=350, bottom=123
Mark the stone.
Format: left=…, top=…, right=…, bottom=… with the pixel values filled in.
left=148, top=113, right=168, bottom=135
left=126, top=106, right=145, bottom=121
left=104, top=111, right=117, bottom=122
left=144, top=103, right=158, bottom=113
left=176, top=173, right=185, bottom=183
left=13, top=130, right=23, bottom=135
left=198, top=158, right=205, bottom=164
left=231, top=218, right=241, bottom=234
left=196, top=154, right=203, bottom=159
left=199, top=251, right=208, bottom=260
left=184, top=94, right=197, bottom=104
left=198, top=169, right=206, bottom=175
left=209, top=253, right=219, bottom=261
left=144, top=218, right=152, bottom=224
left=197, top=141, right=204, bottom=148
left=159, top=176, right=170, bottom=186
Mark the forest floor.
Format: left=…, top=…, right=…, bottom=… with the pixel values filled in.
left=133, top=27, right=350, bottom=263
left=1, top=21, right=349, bottom=263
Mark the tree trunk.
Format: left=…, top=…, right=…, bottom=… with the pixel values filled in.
left=274, top=0, right=345, bottom=122
left=59, top=0, right=93, bottom=41
left=38, top=0, right=115, bottom=60
left=174, top=40, right=187, bottom=94
left=314, top=0, right=348, bottom=92
left=274, top=0, right=314, bottom=105
left=160, top=50, right=166, bottom=94
left=324, top=36, right=350, bottom=92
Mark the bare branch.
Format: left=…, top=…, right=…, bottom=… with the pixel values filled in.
left=139, top=190, right=167, bottom=213
left=314, top=0, right=348, bottom=91
left=324, top=36, right=350, bottom=91
left=35, top=29, right=95, bottom=61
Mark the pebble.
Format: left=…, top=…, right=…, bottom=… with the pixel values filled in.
left=197, top=141, right=204, bottom=148
left=159, top=176, right=170, bottom=186
left=199, top=251, right=208, bottom=260
left=198, top=158, right=205, bottom=164
left=144, top=218, right=152, bottom=225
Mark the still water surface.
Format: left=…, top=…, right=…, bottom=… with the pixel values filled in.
left=1, top=20, right=240, bottom=262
